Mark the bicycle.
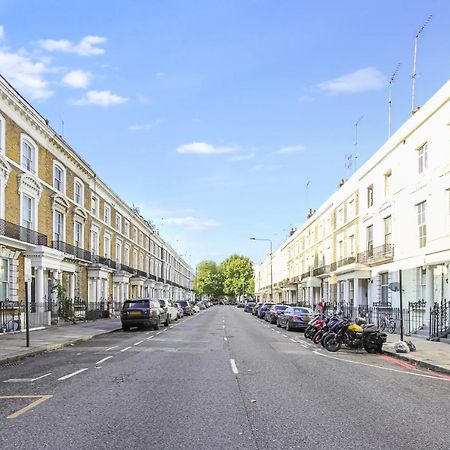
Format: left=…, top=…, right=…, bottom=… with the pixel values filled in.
left=378, top=313, right=396, bottom=334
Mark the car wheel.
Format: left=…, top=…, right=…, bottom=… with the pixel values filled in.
left=122, top=325, right=130, bottom=332
left=165, top=315, right=170, bottom=327
left=154, top=317, right=160, bottom=330
left=277, top=320, right=281, bottom=328
left=286, top=321, right=290, bottom=331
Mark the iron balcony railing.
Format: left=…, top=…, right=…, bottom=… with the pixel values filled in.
left=117, top=263, right=134, bottom=274
left=0, top=218, right=48, bottom=246
left=357, top=244, right=394, bottom=265
left=133, top=269, right=148, bottom=278
left=313, top=265, right=330, bottom=276
left=93, top=255, right=117, bottom=270
left=52, top=240, right=92, bottom=261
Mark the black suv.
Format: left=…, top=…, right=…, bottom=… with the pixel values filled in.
left=121, top=299, right=169, bottom=331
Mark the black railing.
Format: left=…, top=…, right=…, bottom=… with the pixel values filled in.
left=52, top=240, right=92, bottom=261
left=133, top=269, right=148, bottom=278
left=408, top=299, right=426, bottom=335
left=117, top=263, right=135, bottom=274
left=313, top=265, right=330, bottom=276
left=0, top=218, right=47, bottom=246
left=357, top=244, right=393, bottom=265
left=93, top=255, right=117, bottom=270
left=429, top=299, right=449, bottom=340
left=336, top=256, right=356, bottom=268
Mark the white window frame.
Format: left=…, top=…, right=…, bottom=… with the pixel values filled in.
left=367, top=185, right=374, bottom=208
left=417, top=201, right=427, bottom=248
left=384, top=216, right=392, bottom=247
left=20, top=135, right=38, bottom=175
left=53, top=210, right=65, bottom=242
left=124, top=220, right=130, bottom=237
left=53, top=162, right=66, bottom=194
left=21, top=194, right=35, bottom=230
left=91, top=226, right=100, bottom=256
left=115, top=239, right=122, bottom=264
left=0, top=114, right=5, bottom=154
left=91, top=195, right=99, bottom=218
left=0, top=258, right=9, bottom=301
left=74, top=220, right=83, bottom=248
left=366, top=225, right=373, bottom=256
left=418, top=143, right=428, bottom=174
left=124, top=244, right=130, bottom=266
left=133, top=226, right=137, bottom=242
left=104, top=204, right=111, bottom=225
left=115, top=213, right=122, bottom=233
left=384, top=170, right=392, bottom=197
left=104, top=233, right=111, bottom=259
left=133, top=249, right=137, bottom=269
left=380, top=272, right=389, bottom=305
left=74, top=179, right=84, bottom=207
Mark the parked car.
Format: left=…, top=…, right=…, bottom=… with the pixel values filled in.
left=244, top=301, right=256, bottom=313
left=179, top=300, right=193, bottom=316
left=197, top=302, right=206, bottom=310
left=258, top=303, right=274, bottom=319
left=192, top=304, right=200, bottom=313
left=237, top=302, right=245, bottom=308
left=158, top=299, right=178, bottom=322
left=265, top=304, right=288, bottom=323
left=121, top=299, right=169, bottom=331
left=277, top=306, right=314, bottom=331
left=174, top=302, right=184, bottom=319
left=252, top=303, right=263, bottom=316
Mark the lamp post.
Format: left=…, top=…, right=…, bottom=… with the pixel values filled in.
left=250, top=237, right=273, bottom=301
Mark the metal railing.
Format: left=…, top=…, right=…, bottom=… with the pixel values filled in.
left=52, top=240, right=92, bottom=261
left=357, top=244, right=394, bottom=265
left=93, top=255, right=117, bottom=270
left=0, top=218, right=48, bottom=246
left=429, top=299, right=449, bottom=340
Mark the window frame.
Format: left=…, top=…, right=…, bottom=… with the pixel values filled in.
left=104, top=204, right=111, bottom=225
left=91, top=195, right=99, bottom=218
left=74, top=220, right=83, bottom=248
left=53, top=162, right=65, bottom=194
left=74, top=179, right=84, bottom=207
left=0, top=258, right=9, bottom=301
left=367, top=185, right=374, bottom=208
left=20, top=135, right=38, bottom=174
left=417, top=201, right=427, bottom=248
left=53, top=209, right=65, bottom=242
left=417, top=143, right=428, bottom=174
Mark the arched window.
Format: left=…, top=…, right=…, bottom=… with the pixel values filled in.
left=20, top=135, right=38, bottom=174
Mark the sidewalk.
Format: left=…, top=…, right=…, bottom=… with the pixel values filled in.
left=383, top=333, right=450, bottom=375
left=0, top=318, right=122, bottom=365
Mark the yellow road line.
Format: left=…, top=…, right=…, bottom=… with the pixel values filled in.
left=0, top=395, right=53, bottom=419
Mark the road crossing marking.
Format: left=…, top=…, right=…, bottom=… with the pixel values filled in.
left=301, top=344, right=308, bottom=348
left=134, top=340, right=143, bottom=346
left=58, top=368, right=88, bottom=381
left=290, top=338, right=297, bottom=343
left=1, top=395, right=53, bottom=419
left=282, top=334, right=288, bottom=338
left=3, top=373, right=52, bottom=383
left=224, top=337, right=228, bottom=341
left=146, top=336, right=154, bottom=340
left=276, top=331, right=281, bottom=334
left=230, top=359, right=239, bottom=374
left=96, top=356, right=113, bottom=365
left=156, top=331, right=162, bottom=335
left=120, top=346, right=132, bottom=352
left=105, top=346, right=118, bottom=352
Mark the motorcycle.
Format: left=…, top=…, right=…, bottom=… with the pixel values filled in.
left=304, top=314, right=325, bottom=340
left=323, top=318, right=386, bottom=353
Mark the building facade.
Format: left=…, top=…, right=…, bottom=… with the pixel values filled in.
left=254, top=79, right=450, bottom=318
left=0, top=75, right=194, bottom=325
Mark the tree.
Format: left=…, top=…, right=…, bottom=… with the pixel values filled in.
left=220, top=255, right=254, bottom=299
left=194, top=260, right=223, bottom=298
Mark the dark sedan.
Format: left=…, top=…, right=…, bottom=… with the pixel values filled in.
left=258, top=303, right=274, bottom=319
left=265, top=304, right=288, bottom=324
left=277, top=307, right=314, bottom=331
left=244, top=301, right=256, bottom=313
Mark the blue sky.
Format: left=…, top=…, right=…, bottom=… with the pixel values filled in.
left=0, top=1, right=449, bottom=268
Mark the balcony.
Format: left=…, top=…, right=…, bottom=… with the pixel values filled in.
left=0, top=218, right=48, bottom=246
left=117, top=263, right=135, bottom=274
left=313, top=265, right=331, bottom=277
left=357, top=244, right=394, bottom=266
left=93, top=255, right=117, bottom=270
left=133, top=269, right=147, bottom=278
left=52, top=240, right=92, bottom=261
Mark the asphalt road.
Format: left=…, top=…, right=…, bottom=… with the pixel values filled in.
left=1, top=306, right=450, bottom=449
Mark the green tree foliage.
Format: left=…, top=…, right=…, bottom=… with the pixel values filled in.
left=194, top=260, right=223, bottom=298
left=220, top=255, right=254, bottom=297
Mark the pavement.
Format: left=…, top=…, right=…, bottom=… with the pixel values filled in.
left=1, top=314, right=450, bottom=376
left=0, top=318, right=122, bottom=365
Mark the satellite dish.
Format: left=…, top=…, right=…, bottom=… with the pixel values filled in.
left=388, top=282, right=400, bottom=292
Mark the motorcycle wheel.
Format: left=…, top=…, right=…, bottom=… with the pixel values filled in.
left=324, top=333, right=342, bottom=352
left=313, top=331, right=323, bottom=345
left=363, top=344, right=378, bottom=354
left=304, top=328, right=312, bottom=339
left=320, top=332, right=329, bottom=347
left=388, top=321, right=396, bottom=334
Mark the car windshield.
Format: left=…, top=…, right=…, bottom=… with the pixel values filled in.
left=274, top=305, right=287, bottom=310
left=179, top=301, right=188, bottom=306
left=263, top=303, right=274, bottom=308
left=124, top=300, right=149, bottom=309
left=159, top=300, right=166, bottom=307
left=292, top=308, right=312, bottom=314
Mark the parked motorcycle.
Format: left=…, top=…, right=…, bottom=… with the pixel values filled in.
left=323, top=318, right=386, bottom=353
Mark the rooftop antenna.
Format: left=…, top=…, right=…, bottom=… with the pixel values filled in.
left=388, top=63, right=401, bottom=138
left=353, top=115, right=364, bottom=173
left=411, top=15, right=432, bottom=114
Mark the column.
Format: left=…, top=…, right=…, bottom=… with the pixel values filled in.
left=426, top=265, right=434, bottom=310
left=69, top=273, right=75, bottom=300
left=354, top=278, right=360, bottom=306
left=35, top=267, right=45, bottom=312
left=95, top=277, right=101, bottom=306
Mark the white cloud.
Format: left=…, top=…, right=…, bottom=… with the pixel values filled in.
left=74, top=90, right=128, bottom=107
left=162, top=216, right=220, bottom=231
left=128, top=119, right=163, bottom=131
left=0, top=26, right=5, bottom=41
left=176, top=142, right=238, bottom=155
left=0, top=49, right=53, bottom=99
left=277, top=145, right=305, bottom=154
left=228, top=152, right=256, bottom=162
left=61, top=69, right=91, bottom=88
left=37, top=35, right=106, bottom=56
left=318, top=67, right=385, bottom=94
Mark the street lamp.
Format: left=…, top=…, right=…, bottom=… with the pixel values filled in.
left=250, top=237, right=273, bottom=301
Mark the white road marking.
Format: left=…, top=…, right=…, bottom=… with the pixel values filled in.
left=105, top=346, right=118, bottom=352
left=120, top=346, right=132, bottom=352
left=134, top=340, right=143, bottom=346
left=224, top=337, right=228, bottom=341
left=301, top=344, right=309, bottom=348
left=146, top=336, right=154, bottom=340
left=276, top=331, right=281, bottom=334
left=271, top=328, right=275, bottom=331
left=3, top=373, right=52, bottom=383
left=95, top=356, right=113, bottom=365
left=290, top=338, right=297, bottom=343
left=312, top=351, right=450, bottom=381
left=156, top=331, right=162, bottom=335
left=58, top=368, right=88, bottom=381
left=168, top=326, right=173, bottom=329
left=282, top=334, right=288, bottom=338
left=230, top=359, right=239, bottom=374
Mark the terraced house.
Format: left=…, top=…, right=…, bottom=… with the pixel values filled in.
left=0, top=75, right=194, bottom=326
left=254, top=78, right=450, bottom=337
